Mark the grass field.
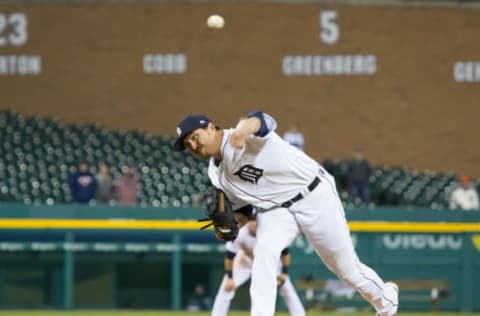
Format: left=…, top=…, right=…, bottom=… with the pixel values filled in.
left=0, top=312, right=477, bottom=316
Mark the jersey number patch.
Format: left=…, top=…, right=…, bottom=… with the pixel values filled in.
left=234, top=165, right=263, bottom=184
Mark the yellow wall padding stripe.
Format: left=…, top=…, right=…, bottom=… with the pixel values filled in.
left=0, top=219, right=478, bottom=232
left=348, top=221, right=480, bottom=233
left=0, top=219, right=203, bottom=230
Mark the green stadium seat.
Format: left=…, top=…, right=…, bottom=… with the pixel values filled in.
left=0, top=109, right=469, bottom=209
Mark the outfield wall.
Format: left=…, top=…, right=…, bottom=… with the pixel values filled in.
left=0, top=3, right=480, bottom=175
left=0, top=204, right=478, bottom=311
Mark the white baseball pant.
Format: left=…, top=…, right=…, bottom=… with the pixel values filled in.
left=211, top=253, right=305, bottom=316
left=251, top=173, right=399, bottom=316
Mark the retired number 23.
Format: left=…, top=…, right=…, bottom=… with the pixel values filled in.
left=0, top=13, right=28, bottom=46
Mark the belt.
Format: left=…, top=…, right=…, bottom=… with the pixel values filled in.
left=281, top=176, right=321, bottom=208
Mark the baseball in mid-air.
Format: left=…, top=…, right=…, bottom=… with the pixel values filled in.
left=207, top=14, right=225, bottom=29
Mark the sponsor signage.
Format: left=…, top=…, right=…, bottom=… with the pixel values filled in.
left=0, top=241, right=225, bottom=253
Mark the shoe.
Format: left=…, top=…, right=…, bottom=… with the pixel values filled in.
left=385, top=281, right=399, bottom=294
left=376, top=282, right=399, bottom=316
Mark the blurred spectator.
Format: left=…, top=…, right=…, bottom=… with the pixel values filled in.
left=186, top=284, right=211, bottom=311
left=283, top=124, right=305, bottom=151
left=449, top=175, right=479, bottom=211
left=69, top=161, right=97, bottom=203
left=96, top=163, right=114, bottom=204
left=115, top=165, right=139, bottom=206
left=346, top=148, right=371, bottom=204
left=191, top=193, right=202, bottom=207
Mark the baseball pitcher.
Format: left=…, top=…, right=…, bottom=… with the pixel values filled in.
left=174, top=111, right=398, bottom=316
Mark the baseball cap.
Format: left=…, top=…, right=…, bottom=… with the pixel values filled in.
left=173, top=114, right=211, bottom=151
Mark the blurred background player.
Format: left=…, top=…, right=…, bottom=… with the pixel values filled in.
left=211, top=217, right=306, bottom=316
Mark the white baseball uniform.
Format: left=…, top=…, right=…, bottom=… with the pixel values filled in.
left=207, top=112, right=399, bottom=316
left=211, top=225, right=306, bottom=316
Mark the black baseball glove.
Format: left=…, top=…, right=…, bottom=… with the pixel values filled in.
left=198, top=187, right=239, bottom=241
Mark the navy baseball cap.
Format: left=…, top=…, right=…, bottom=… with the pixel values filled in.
left=173, top=114, right=211, bottom=151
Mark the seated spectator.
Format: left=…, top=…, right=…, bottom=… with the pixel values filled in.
left=115, top=165, right=139, bottom=206
left=96, top=163, right=114, bottom=204
left=346, top=148, right=371, bottom=204
left=449, top=175, right=479, bottom=211
left=186, top=284, right=211, bottom=312
left=282, top=124, right=305, bottom=151
left=69, top=161, right=97, bottom=203
left=191, top=193, right=202, bottom=207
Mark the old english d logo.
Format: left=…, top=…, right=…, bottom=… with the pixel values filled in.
left=235, top=165, right=263, bottom=184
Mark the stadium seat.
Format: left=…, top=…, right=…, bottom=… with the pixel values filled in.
left=0, top=110, right=470, bottom=209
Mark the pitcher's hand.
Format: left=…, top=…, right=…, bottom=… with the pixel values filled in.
left=277, top=274, right=287, bottom=288
left=224, top=277, right=235, bottom=291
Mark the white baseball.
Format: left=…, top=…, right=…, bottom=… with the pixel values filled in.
left=207, top=14, right=225, bottom=29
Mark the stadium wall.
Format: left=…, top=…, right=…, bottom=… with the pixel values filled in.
left=0, top=204, right=478, bottom=311
left=0, top=3, right=479, bottom=176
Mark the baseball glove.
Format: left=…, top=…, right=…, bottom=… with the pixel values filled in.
left=198, top=187, right=239, bottom=241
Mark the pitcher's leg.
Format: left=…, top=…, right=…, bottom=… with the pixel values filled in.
left=295, top=183, right=398, bottom=316
left=319, top=245, right=398, bottom=315
left=278, top=277, right=306, bottom=316
left=250, top=209, right=299, bottom=316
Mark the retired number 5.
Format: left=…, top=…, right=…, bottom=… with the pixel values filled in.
left=319, top=10, right=339, bottom=45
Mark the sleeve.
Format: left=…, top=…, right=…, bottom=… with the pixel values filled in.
left=472, top=190, right=480, bottom=209
left=225, top=226, right=248, bottom=253
left=225, top=250, right=236, bottom=259
left=246, top=111, right=277, bottom=137
left=91, top=174, right=98, bottom=192
left=225, top=239, right=240, bottom=254
left=234, top=204, right=254, bottom=219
